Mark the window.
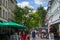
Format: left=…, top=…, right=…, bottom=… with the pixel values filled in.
left=0, top=7, right=2, bottom=17
left=8, top=12, right=13, bottom=20
left=11, top=0, right=14, bottom=3
left=6, top=1, right=8, bottom=8
left=3, top=10, right=5, bottom=19
left=11, top=14, right=13, bottom=19
left=3, top=11, right=8, bottom=20
left=6, top=12, right=8, bottom=20
left=3, top=0, right=5, bottom=7
left=8, top=12, right=10, bottom=19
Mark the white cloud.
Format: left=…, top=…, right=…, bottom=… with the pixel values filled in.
left=44, top=7, right=47, bottom=10
left=17, top=1, right=34, bottom=9
left=34, top=0, right=43, bottom=5
left=17, top=2, right=29, bottom=8
left=34, top=0, right=46, bottom=5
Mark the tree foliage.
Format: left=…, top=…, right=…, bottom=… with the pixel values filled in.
left=14, top=5, right=47, bottom=29
left=37, top=6, right=47, bottom=27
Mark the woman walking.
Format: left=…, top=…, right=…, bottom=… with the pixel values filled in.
left=21, top=31, right=26, bottom=40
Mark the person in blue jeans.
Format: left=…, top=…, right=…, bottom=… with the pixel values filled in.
left=32, top=30, right=36, bottom=40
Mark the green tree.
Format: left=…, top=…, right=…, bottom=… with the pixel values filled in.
left=37, top=6, right=47, bottom=27
left=28, top=13, right=38, bottom=28
left=14, top=5, right=47, bottom=29
left=14, top=6, right=31, bottom=23
left=14, top=5, right=23, bottom=23
left=14, top=5, right=33, bottom=29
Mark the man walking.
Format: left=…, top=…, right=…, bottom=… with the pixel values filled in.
left=32, top=30, right=36, bottom=40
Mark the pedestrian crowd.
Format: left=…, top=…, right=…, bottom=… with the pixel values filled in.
left=9, top=29, right=39, bottom=40
left=9, top=27, right=59, bottom=40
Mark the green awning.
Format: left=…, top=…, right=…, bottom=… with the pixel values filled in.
left=0, top=22, right=3, bottom=26
left=0, top=21, right=27, bottom=29
left=0, top=22, right=2, bottom=25
left=3, top=21, right=22, bottom=27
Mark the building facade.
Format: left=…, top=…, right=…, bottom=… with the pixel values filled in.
left=47, top=0, right=60, bottom=37
left=0, top=0, right=16, bottom=22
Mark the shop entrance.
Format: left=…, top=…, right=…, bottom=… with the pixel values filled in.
left=50, top=24, right=59, bottom=40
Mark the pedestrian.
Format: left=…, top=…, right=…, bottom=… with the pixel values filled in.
left=18, top=32, right=21, bottom=40
left=10, top=33, right=19, bottom=40
left=39, top=29, right=42, bottom=34
left=39, top=29, right=42, bottom=37
left=27, top=34, right=30, bottom=40
left=32, top=30, right=36, bottom=40
left=53, top=27, right=58, bottom=40
left=21, top=31, right=26, bottom=40
left=49, top=27, right=54, bottom=40
left=26, top=30, right=30, bottom=40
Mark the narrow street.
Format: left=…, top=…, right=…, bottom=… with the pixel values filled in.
left=0, top=0, right=60, bottom=40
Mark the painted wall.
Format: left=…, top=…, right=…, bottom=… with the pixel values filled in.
left=48, top=0, right=60, bottom=24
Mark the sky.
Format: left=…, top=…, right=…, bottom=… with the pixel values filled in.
left=16, top=0, right=48, bottom=12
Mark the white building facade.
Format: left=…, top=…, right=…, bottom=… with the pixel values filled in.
left=47, top=0, right=60, bottom=38
left=0, top=0, right=16, bottom=22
